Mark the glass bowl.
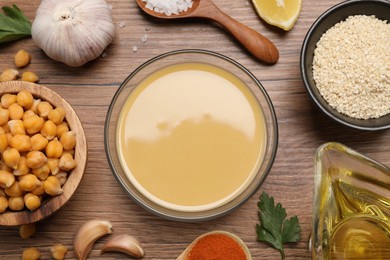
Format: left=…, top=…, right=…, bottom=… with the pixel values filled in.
left=104, top=49, right=278, bottom=221
left=310, top=142, right=390, bottom=259
left=300, top=0, right=390, bottom=131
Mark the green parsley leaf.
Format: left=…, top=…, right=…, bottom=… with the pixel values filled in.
left=256, top=192, right=301, bottom=259
left=0, top=4, right=31, bottom=44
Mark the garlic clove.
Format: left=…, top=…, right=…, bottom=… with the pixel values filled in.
left=32, top=0, right=115, bottom=67
left=101, top=234, right=145, bottom=259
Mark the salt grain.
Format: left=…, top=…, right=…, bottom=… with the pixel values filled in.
left=142, top=0, right=193, bottom=16
left=132, top=46, right=138, bottom=52
left=313, top=15, right=390, bottom=119
left=141, top=34, right=148, bottom=43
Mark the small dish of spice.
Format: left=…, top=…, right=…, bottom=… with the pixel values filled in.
left=300, top=0, right=390, bottom=131
left=177, top=230, right=251, bottom=260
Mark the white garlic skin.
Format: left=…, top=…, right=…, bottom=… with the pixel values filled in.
left=32, top=0, right=116, bottom=67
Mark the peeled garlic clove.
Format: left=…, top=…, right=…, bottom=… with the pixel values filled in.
left=74, top=219, right=112, bottom=260
left=101, top=234, right=144, bottom=259
left=32, top=0, right=115, bottom=67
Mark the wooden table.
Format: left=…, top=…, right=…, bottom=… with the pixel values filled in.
left=1, top=0, right=389, bottom=259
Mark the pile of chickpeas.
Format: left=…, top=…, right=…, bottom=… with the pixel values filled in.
left=0, top=90, right=77, bottom=213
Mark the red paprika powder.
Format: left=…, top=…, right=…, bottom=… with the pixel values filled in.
left=187, top=233, right=248, bottom=260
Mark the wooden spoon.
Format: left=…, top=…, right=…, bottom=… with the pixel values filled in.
left=136, top=0, right=279, bottom=64
left=176, top=230, right=252, bottom=260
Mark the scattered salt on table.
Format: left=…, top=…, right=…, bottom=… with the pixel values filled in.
left=142, top=0, right=193, bottom=16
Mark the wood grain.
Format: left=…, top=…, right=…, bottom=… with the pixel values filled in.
left=0, top=0, right=389, bottom=259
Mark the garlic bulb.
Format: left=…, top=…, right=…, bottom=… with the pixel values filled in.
left=32, top=0, right=115, bottom=67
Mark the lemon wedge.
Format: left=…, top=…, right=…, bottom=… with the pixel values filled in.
left=251, top=0, right=302, bottom=31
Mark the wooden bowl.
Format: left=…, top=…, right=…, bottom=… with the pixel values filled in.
left=0, top=81, right=87, bottom=226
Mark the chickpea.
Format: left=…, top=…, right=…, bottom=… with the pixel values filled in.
left=32, top=164, right=50, bottom=181
left=22, top=247, right=41, bottom=260
left=10, top=134, right=31, bottom=152
left=21, top=72, right=39, bottom=83
left=59, top=152, right=77, bottom=171
left=51, top=243, right=68, bottom=260
left=8, top=103, right=24, bottom=120
left=5, top=181, right=23, bottom=197
left=56, top=122, right=69, bottom=138
left=14, top=156, right=29, bottom=176
left=37, top=101, right=53, bottom=118
left=41, top=120, right=57, bottom=140
left=17, top=90, right=34, bottom=108
left=26, top=151, right=47, bottom=169
left=0, top=187, right=5, bottom=197
left=19, top=174, right=40, bottom=192
left=2, top=148, right=21, bottom=169
left=0, top=161, right=12, bottom=172
left=27, top=99, right=40, bottom=114
left=0, top=196, right=8, bottom=213
left=31, top=181, right=44, bottom=196
left=30, top=133, right=48, bottom=151
left=43, top=176, right=63, bottom=196
left=0, top=133, right=8, bottom=153
left=60, top=131, right=76, bottom=150
left=0, top=107, right=10, bottom=125
left=55, top=171, right=67, bottom=186
left=19, top=223, right=36, bottom=239
left=1, top=94, right=17, bottom=108
left=0, top=169, right=15, bottom=188
left=46, top=138, right=63, bottom=159
left=24, top=114, right=44, bottom=135
left=0, top=68, right=19, bottom=82
left=48, top=107, right=66, bottom=125
left=8, top=119, right=26, bottom=135
left=14, top=49, right=31, bottom=68
left=8, top=196, right=24, bottom=211
left=23, top=110, right=36, bottom=121
left=24, top=193, right=41, bottom=211
left=47, top=158, right=60, bottom=175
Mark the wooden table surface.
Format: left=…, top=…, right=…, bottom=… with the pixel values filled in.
left=1, top=0, right=389, bottom=259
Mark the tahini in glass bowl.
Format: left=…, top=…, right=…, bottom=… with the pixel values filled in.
left=300, top=0, right=390, bottom=131
left=105, top=49, right=278, bottom=221
left=310, top=142, right=390, bottom=259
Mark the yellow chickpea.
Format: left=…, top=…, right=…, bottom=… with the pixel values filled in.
left=56, top=122, right=69, bottom=138
left=46, top=138, right=63, bottom=159
left=26, top=151, right=47, bottom=169
left=8, top=103, right=24, bottom=120
left=37, top=101, right=53, bottom=118
left=14, top=49, right=31, bottom=68
left=48, top=107, right=66, bottom=125
left=30, top=133, right=48, bottom=151
left=43, top=176, right=63, bottom=196
left=22, top=247, right=41, bottom=260
left=32, top=164, right=50, bottom=181
left=19, top=174, right=41, bottom=192
left=51, top=244, right=68, bottom=260
left=31, top=181, right=44, bottom=196
left=0, top=107, right=10, bottom=125
left=8, top=119, right=26, bottom=135
left=17, top=90, right=34, bottom=108
left=0, top=69, right=19, bottom=82
left=0, top=196, right=8, bottom=212
left=0, top=169, right=15, bottom=188
left=59, top=131, right=76, bottom=151
left=19, top=223, right=36, bottom=239
left=1, top=94, right=17, bottom=108
left=24, top=193, right=41, bottom=211
left=10, top=134, right=31, bottom=152
left=8, top=196, right=24, bottom=211
left=23, top=110, right=36, bottom=120
left=47, top=158, right=60, bottom=175
left=41, top=120, right=57, bottom=140
left=0, top=133, right=8, bottom=153
left=21, top=72, right=39, bottom=83
left=24, top=114, right=44, bottom=135
left=2, top=148, right=21, bottom=169
left=14, top=156, right=29, bottom=176
left=55, top=171, right=68, bottom=186
left=59, top=152, right=77, bottom=171
left=5, top=181, right=23, bottom=197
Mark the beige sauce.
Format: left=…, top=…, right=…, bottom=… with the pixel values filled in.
left=117, top=63, right=267, bottom=211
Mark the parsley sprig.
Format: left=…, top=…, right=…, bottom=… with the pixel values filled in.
left=256, top=192, right=301, bottom=259
left=0, top=4, right=31, bottom=44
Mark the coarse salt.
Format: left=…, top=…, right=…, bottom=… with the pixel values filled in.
left=142, top=0, right=193, bottom=16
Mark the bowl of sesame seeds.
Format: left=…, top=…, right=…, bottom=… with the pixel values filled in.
left=300, top=0, right=390, bottom=131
